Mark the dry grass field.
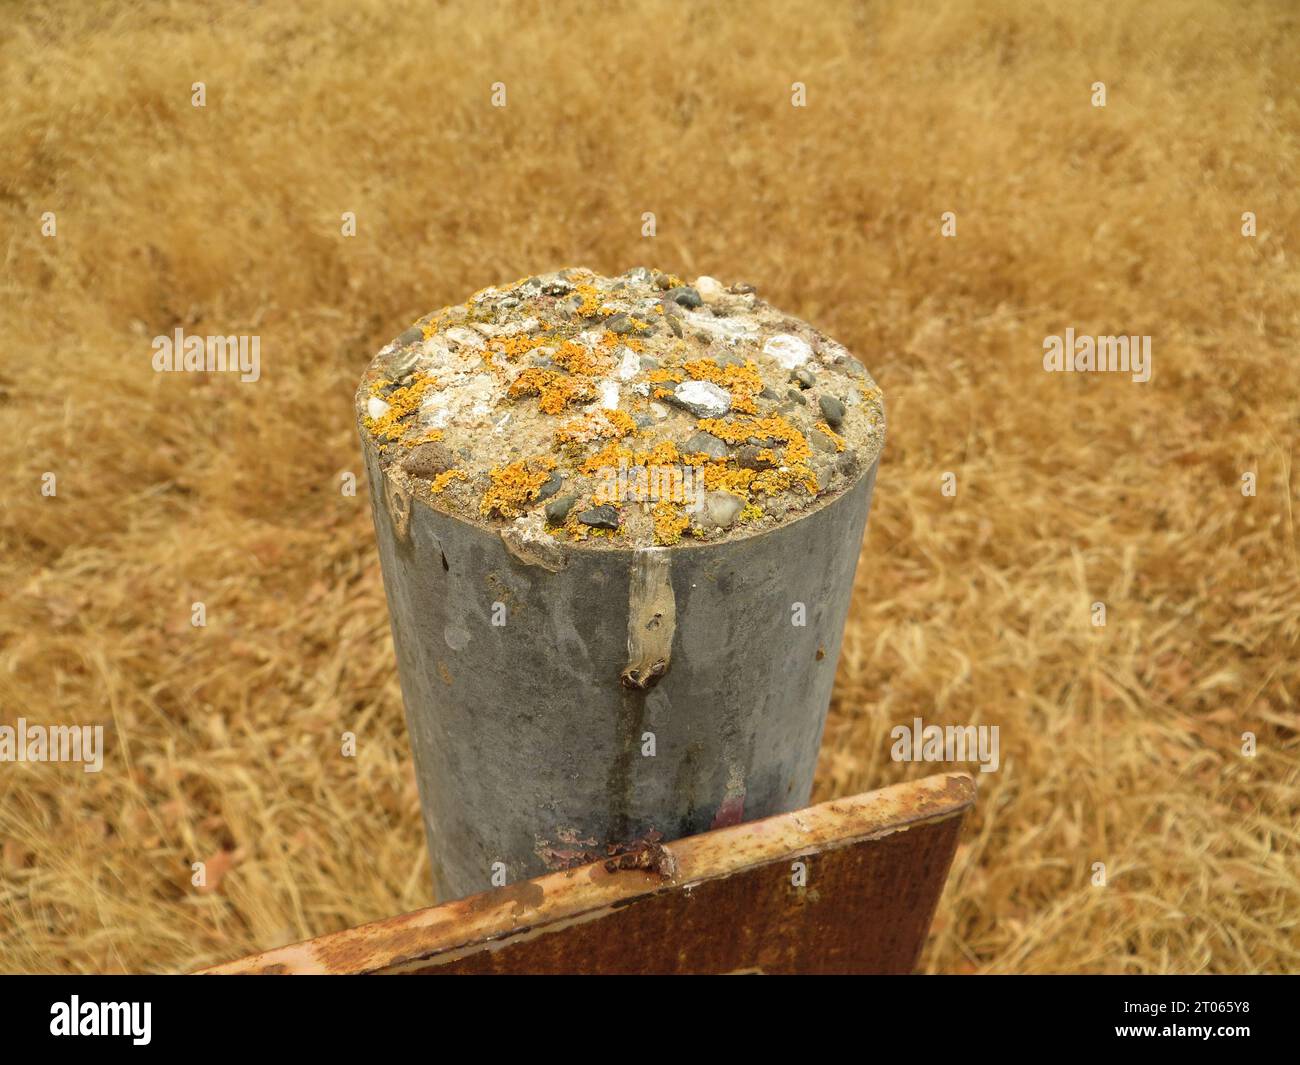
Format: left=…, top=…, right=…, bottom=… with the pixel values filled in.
left=1, top=0, right=1297, bottom=974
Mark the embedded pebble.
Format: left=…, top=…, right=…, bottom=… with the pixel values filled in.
left=737, top=445, right=776, bottom=470
left=403, top=441, right=454, bottom=478
left=694, top=490, right=745, bottom=530
left=763, top=334, right=812, bottom=370
left=672, top=380, right=731, bottom=418
left=819, top=395, right=846, bottom=428
left=693, top=276, right=725, bottom=303
left=607, top=313, right=651, bottom=336
left=577, top=505, right=620, bottom=529
left=367, top=396, right=391, bottom=420
left=444, top=326, right=485, bottom=350
left=791, top=367, right=816, bottom=389
left=617, top=348, right=640, bottom=380
left=536, top=471, right=563, bottom=502
left=809, top=429, right=838, bottom=454
left=683, top=431, right=729, bottom=460
left=666, top=286, right=703, bottom=309
left=545, top=495, right=577, bottom=523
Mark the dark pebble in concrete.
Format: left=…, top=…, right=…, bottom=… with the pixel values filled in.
left=535, top=471, right=563, bottom=502
left=545, top=495, right=577, bottom=523
left=402, top=441, right=454, bottom=478
left=737, top=445, right=776, bottom=469
left=667, top=286, right=703, bottom=309
left=809, top=429, right=838, bottom=454
left=577, top=504, right=620, bottom=529
left=819, top=394, right=846, bottom=427
left=684, top=431, right=729, bottom=460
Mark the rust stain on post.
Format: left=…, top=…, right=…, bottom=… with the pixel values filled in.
left=199, top=773, right=975, bottom=976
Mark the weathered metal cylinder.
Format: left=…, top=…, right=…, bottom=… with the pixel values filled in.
left=357, top=268, right=885, bottom=901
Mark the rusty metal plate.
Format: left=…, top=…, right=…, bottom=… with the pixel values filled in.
left=200, top=772, right=975, bottom=975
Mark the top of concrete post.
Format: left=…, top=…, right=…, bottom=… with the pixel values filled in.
left=356, top=267, right=884, bottom=551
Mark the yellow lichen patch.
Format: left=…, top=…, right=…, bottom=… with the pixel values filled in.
left=638, top=440, right=680, bottom=467
left=696, top=414, right=817, bottom=495
left=429, top=469, right=466, bottom=494
left=702, top=462, right=755, bottom=495
left=574, top=283, right=602, bottom=317
left=739, top=503, right=764, bottom=523
left=648, top=367, right=684, bottom=385
left=493, top=333, right=552, bottom=361
left=814, top=421, right=847, bottom=452
left=480, top=457, right=558, bottom=519
left=578, top=441, right=636, bottom=475
left=553, top=339, right=612, bottom=377
left=698, top=414, right=810, bottom=459
left=508, top=368, right=593, bottom=414
left=419, top=315, right=447, bottom=340
left=365, top=374, right=439, bottom=442
left=652, top=501, right=690, bottom=546
left=409, top=428, right=445, bottom=446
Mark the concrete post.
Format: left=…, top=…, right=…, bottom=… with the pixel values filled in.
left=357, top=268, right=885, bottom=901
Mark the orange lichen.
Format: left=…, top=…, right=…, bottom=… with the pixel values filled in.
left=508, top=368, right=593, bottom=414
left=493, top=333, right=552, bottom=361
left=365, top=374, right=439, bottom=442
left=429, top=469, right=466, bottom=494
left=696, top=414, right=818, bottom=494
left=552, top=339, right=612, bottom=377
left=814, top=421, right=847, bottom=452
left=555, top=409, right=637, bottom=450
left=702, top=463, right=756, bottom=495
left=574, top=283, right=603, bottom=317
left=579, top=441, right=636, bottom=475
left=480, top=457, right=558, bottom=518
left=652, top=501, right=690, bottom=546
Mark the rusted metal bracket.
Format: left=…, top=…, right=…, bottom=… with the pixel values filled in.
left=199, top=773, right=975, bottom=975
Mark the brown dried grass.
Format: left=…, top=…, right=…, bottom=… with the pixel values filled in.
left=1, top=0, right=1297, bottom=974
